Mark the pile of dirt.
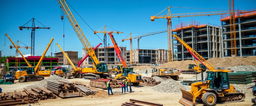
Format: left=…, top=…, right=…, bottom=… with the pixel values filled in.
left=152, top=79, right=186, bottom=93
left=159, top=56, right=256, bottom=70
left=226, top=65, right=256, bottom=72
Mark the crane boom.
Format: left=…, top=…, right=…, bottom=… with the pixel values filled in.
left=5, top=33, right=32, bottom=67
left=34, top=38, right=54, bottom=72
left=108, top=32, right=127, bottom=67
left=122, top=30, right=167, bottom=41
left=56, top=43, right=78, bottom=71
left=58, top=0, right=99, bottom=65
left=172, top=34, right=215, bottom=70
left=77, top=43, right=102, bottom=67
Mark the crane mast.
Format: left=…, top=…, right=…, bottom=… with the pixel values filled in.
left=57, top=0, right=107, bottom=72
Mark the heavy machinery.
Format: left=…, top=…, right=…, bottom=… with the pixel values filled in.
left=5, top=33, right=54, bottom=82
left=107, top=32, right=142, bottom=85
left=151, top=68, right=180, bottom=80
left=57, top=0, right=108, bottom=79
left=172, top=34, right=245, bottom=106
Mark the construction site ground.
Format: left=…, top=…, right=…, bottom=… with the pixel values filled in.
left=1, top=57, right=255, bottom=105
left=0, top=77, right=253, bottom=106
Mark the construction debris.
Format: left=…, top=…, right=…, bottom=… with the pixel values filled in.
left=142, top=77, right=161, bottom=86
left=90, top=79, right=121, bottom=89
left=152, top=79, right=186, bottom=93
left=122, top=99, right=163, bottom=106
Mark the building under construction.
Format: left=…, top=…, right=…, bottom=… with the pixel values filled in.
left=173, top=24, right=223, bottom=60
left=83, top=47, right=126, bottom=65
left=6, top=56, right=58, bottom=71
left=126, top=49, right=168, bottom=64
left=55, top=51, right=78, bottom=65
left=221, top=11, right=256, bottom=57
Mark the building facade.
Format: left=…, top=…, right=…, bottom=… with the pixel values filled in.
left=221, top=11, right=256, bottom=57
left=55, top=51, right=78, bottom=65
left=173, top=24, right=223, bottom=61
left=82, top=47, right=126, bottom=65
left=6, top=56, right=58, bottom=71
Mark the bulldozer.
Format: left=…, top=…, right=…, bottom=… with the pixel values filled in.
left=172, top=34, right=245, bottom=106
left=151, top=68, right=180, bottom=80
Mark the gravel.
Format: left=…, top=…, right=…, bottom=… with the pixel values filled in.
left=152, top=78, right=186, bottom=93
left=152, top=76, right=164, bottom=82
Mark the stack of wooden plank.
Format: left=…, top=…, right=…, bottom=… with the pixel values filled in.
left=229, top=71, right=256, bottom=84
left=0, top=91, right=34, bottom=106
left=47, top=80, right=95, bottom=98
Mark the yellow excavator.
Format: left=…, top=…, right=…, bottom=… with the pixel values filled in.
left=57, top=0, right=108, bottom=79
left=5, top=33, right=54, bottom=82
left=105, top=32, right=142, bottom=85
left=172, top=34, right=245, bottom=106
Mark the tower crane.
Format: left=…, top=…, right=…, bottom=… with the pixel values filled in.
left=19, top=18, right=50, bottom=56
left=150, top=7, right=230, bottom=62
left=122, top=30, right=167, bottom=64
left=57, top=0, right=108, bottom=78
left=9, top=40, right=31, bottom=57
left=94, top=26, right=122, bottom=63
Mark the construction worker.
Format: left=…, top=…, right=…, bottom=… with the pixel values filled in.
left=128, top=79, right=132, bottom=93
left=121, top=80, right=125, bottom=93
left=107, top=79, right=113, bottom=95
left=125, top=79, right=129, bottom=92
left=0, top=87, right=2, bottom=93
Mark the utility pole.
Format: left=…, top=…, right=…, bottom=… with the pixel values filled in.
left=19, top=18, right=50, bottom=56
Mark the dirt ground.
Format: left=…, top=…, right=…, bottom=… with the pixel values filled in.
left=0, top=77, right=254, bottom=106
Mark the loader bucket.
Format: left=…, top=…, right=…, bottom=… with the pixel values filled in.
left=179, top=88, right=195, bottom=106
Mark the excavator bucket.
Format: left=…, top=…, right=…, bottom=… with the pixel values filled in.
left=179, top=88, right=195, bottom=106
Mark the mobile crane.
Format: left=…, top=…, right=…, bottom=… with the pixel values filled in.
left=108, top=32, right=142, bottom=85
left=57, top=0, right=108, bottom=79
left=172, top=34, right=245, bottom=106
left=5, top=33, right=54, bottom=82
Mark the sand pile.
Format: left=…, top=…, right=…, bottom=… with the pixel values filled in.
left=158, top=56, right=256, bottom=70
left=152, top=78, right=186, bottom=93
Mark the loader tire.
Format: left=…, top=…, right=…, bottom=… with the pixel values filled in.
left=202, top=92, right=217, bottom=106
left=19, top=76, right=26, bottom=82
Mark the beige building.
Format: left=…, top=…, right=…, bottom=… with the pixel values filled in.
left=55, top=51, right=78, bottom=65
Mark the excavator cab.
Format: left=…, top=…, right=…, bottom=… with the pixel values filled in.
left=207, top=72, right=230, bottom=90
left=96, top=63, right=108, bottom=73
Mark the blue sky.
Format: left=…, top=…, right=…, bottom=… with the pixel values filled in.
left=0, top=0, right=255, bottom=57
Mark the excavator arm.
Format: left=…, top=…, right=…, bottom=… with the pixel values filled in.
left=108, top=32, right=127, bottom=68
left=5, top=34, right=32, bottom=68
left=33, top=38, right=54, bottom=73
